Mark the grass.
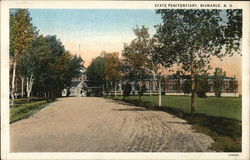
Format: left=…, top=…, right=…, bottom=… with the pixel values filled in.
left=10, top=98, right=51, bottom=123
left=109, top=95, right=242, bottom=152
left=114, top=95, right=242, bottom=121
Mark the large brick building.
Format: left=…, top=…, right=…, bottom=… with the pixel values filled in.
left=143, top=75, right=238, bottom=96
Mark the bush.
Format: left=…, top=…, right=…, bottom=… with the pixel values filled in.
left=122, top=83, right=132, bottom=98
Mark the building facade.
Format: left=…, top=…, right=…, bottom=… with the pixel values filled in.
left=111, top=75, right=239, bottom=97
left=62, top=66, right=88, bottom=97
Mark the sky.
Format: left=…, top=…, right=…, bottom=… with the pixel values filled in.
left=29, top=9, right=162, bottom=65
left=28, top=9, right=242, bottom=93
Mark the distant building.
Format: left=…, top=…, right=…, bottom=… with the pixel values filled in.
left=108, top=75, right=239, bottom=97
left=160, top=75, right=238, bottom=96
left=62, top=65, right=88, bottom=97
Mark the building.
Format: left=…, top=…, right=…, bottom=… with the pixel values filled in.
left=62, top=65, right=88, bottom=97
left=109, top=75, right=239, bottom=97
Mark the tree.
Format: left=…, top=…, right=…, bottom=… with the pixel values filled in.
left=18, top=35, right=51, bottom=102
left=213, top=68, right=226, bottom=97
left=10, top=9, right=37, bottom=104
left=43, top=35, right=68, bottom=98
left=155, top=9, right=242, bottom=115
left=104, top=52, right=121, bottom=97
left=86, top=56, right=106, bottom=88
left=121, top=62, right=149, bottom=105
left=17, top=33, right=82, bottom=101
left=123, top=26, right=169, bottom=106
left=121, top=53, right=149, bottom=105
left=44, top=35, right=65, bottom=58
left=122, top=83, right=132, bottom=98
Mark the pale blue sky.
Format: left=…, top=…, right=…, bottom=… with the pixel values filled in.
left=28, top=9, right=162, bottom=63
left=29, top=9, right=162, bottom=36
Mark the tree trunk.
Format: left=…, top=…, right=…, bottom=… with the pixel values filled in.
left=159, top=83, right=162, bottom=107
left=102, top=83, right=105, bottom=96
left=21, top=76, right=24, bottom=98
left=26, top=74, right=34, bottom=103
left=105, top=81, right=108, bottom=95
left=110, top=81, right=113, bottom=96
left=26, top=77, right=29, bottom=102
left=48, top=91, right=50, bottom=99
left=11, top=61, right=16, bottom=105
left=114, top=81, right=117, bottom=97
left=139, top=82, right=142, bottom=106
left=120, top=82, right=122, bottom=96
left=119, top=81, right=122, bottom=96
left=191, top=72, right=195, bottom=115
left=151, top=66, right=162, bottom=107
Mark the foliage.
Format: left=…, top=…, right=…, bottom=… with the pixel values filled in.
left=86, top=52, right=122, bottom=96
left=9, top=9, right=37, bottom=104
left=104, top=52, right=121, bottom=82
left=122, top=26, right=156, bottom=104
left=44, top=35, right=65, bottom=57
left=155, top=9, right=242, bottom=114
left=213, top=68, right=226, bottom=97
left=224, top=10, right=242, bottom=55
left=122, top=83, right=132, bottom=98
left=18, top=35, right=51, bottom=79
left=10, top=9, right=37, bottom=59
left=11, top=17, right=83, bottom=101
left=86, top=56, right=106, bottom=87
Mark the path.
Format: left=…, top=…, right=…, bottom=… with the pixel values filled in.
left=10, top=97, right=213, bottom=152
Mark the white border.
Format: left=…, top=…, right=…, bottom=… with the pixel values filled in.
left=1, top=1, right=250, bottom=160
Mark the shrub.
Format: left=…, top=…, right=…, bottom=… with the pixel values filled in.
left=122, top=83, right=132, bottom=98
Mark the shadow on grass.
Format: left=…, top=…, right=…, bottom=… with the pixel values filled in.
left=109, top=97, right=242, bottom=152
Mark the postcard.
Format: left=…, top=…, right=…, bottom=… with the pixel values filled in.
left=1, top=0, right=249, bottom=160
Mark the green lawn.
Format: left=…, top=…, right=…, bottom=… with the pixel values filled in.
left=117, top=95, right=242, bottom=121
left=10, top=98, right=49, bottom=123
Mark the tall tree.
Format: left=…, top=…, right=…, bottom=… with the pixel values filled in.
left=155, top=9, right=242, bottom=114
left=123, top=26, right=171, bottom=106
left=44, top=35, right=66, bottom=98
left=10, top=9, right=37, bottom=104
left=104, top=52, right=121, bottom=97
left=124, top=26, right=177, bottom=107
left=122, top=27, right=152, bottom=105
left=18, top=35, right=51, bottom=102
left=86, top=56, right=106, bottom=88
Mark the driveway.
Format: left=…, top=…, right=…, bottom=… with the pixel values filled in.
left=10, top=97, right=213, bottom=152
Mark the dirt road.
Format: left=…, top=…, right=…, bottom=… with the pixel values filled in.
left=10, top=97, right=213, bottom=152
